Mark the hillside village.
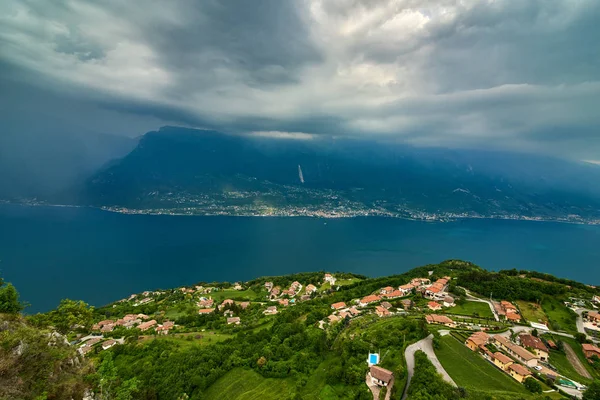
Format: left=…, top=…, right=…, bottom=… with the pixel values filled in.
left=60, top=261, right=600, bottom=400
left=6, top=260, right=600, bottom=400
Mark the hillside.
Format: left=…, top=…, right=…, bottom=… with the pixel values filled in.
left=72, top=126, right=600, bottom=222
left=5, top=260, right=600, bottom=399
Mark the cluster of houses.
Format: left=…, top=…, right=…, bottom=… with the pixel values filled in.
left=78, top=337, right=118, bottom=356
left=92, top=315, right=176, bottom=335
left=197, top=298, right=251, bottom=325
left=321, top=301, right=362, bottom=327
left=464, top=330, right=552, bottom=383
left=493, top=300, right=522, bottom=323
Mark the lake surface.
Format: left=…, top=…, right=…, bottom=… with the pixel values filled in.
left=1, top=204, right=599, bottom=313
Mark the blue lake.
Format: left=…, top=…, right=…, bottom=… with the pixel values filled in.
left=1, top=204, right=599, bottom=312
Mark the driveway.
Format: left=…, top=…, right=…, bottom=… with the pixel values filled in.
left=401, top=335, right=456, bottom=400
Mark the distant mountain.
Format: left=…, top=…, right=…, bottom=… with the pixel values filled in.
left=73, top=126, right=600, bottom=221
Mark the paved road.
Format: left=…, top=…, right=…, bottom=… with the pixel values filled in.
left=461, top=288, right=499, bottom=321
left=401, top=335, right=456, bottom=400
left=574, top=308, right=599, bottom=344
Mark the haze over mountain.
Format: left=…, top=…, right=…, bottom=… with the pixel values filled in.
left=68, top=126, right=600, bottom=222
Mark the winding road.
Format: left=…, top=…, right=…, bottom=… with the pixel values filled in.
left=461, top=288, right=499, bottom=321
left=401, top=334, right=456, bottom=400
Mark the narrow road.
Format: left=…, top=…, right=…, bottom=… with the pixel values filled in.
left=401, top=335, right=456, bottom=400
left=461, top=288, right=499, bottom=321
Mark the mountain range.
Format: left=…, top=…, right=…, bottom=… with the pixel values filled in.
left=49, top=126, right=600, bottom=222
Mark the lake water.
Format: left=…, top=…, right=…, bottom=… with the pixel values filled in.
left=1, top=204, right=599, bottom=313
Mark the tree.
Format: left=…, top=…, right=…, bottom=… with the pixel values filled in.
left=575, top=333, right=588, bottom=344
left=584, top=381, right=600, bottom=400
left=531, top=328, right=538, bottom=337
left=524, top=378, right=542, bottom=394
left=50, top=299, right=94, bottom=334
left=0, top=282, right=24, bottom=314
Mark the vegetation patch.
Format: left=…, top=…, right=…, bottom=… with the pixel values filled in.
left=435, top=335, right=530, bottom=395
left=443, top=301, right=494, bottom=318
left=516, top=300, right=549, bottom=324
left=203, top=368, right=295, bottom=400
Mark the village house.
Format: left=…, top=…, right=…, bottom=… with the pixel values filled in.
left=81, top=338, right=102, bottom=347
left=102, top=340, right=117, bottom=351
left=359, top=295, right=381, bottom=307
left=519, top=334, right=549, bottom=361
left=270, top=286, right=281, bottom=300
left=494, top=336, right=537, bottom=367
left=493, top=352, right=514, bottom=371
left=138, top=320, right=157, bottom=332
left=399, top=283, right=415, bottom=296
left=156, top=322, right=174, bottom=335
left=369, top=366, right=394, bottom=387
left=380, top=286, right=394, bottom=295
left=137, top=314, right=150, bottom=320
left=227, top=317, right=241, bottom=325
left=380, top=301, right=392, bottom=310
left=101, top=324, right=115, bottom=333
left=586, top=311, right=600, bottom=323
left=238, top=301, right=250, bottom=310
left=443, top=296, right=455, bottom=307
left=380, top=289, right=401, bottom=299
left=300, top=295, right=311, bottom=302
left=583, top=343, right=600, bottom=360
left=328, top=314, right=341, bottom=324
left=425, top=314, right=455, bottom=328
left=427, top=301, right=442, bottom=311
left=424, top=286, right=443, bottom=299
left=410, top=278, right=430, bottom=287
left=134, top=297, right=154, bottom=307
left=279, top=299, right=289, bottom=306
left=401, top=299, right=413, bottom=310
left=224, top=310, right=234, bottom=317
left=265, top=282, right=273, bottom=291
left=233, top=282, right=243, bottom=290
left=123, top=319, right=141, bottom=329
left=348, top=307, right=361, bottom=316
left=198, top=298, right=214, bottom=308
left=324, top=273, right=336, bottom=285
left=331, top=302, right=347, bottom=310
left=198, top=308, right=215, bottom=315
left=465, top=331, right=490, bottom=351
left=219, top=299, right=235, bottom=310
left=92, top=319, right=114, bottom=331
left=79, top=345, right=95, bottom=356
left=375, top=306, right=391, bottom=317
left=506, top=313, right=522, bottom=323
left=508, top=363, right=532, bottom=383
left=593, top=295, right=600, bottom=304
left=264, top=306, right=278, bottom=315
left=305, top=284, right=317, bottom=294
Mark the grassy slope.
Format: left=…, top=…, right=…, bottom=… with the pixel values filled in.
left=443, top=301, right=494, bottom=318
left=542, top=298, right=577, bottom=333
left=516, top=300, right=548, bottom=324
left=547, top=349, right=593, bottom=385
left=139, top=331, right=233, bottom=348
left=203, top=368, right=295, bottom=400
left=436, top=336, right=530, bottom=397
left=210, top=289, right=264, bottom=302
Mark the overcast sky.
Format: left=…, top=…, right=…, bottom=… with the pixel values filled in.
left=1, top=0, right=599, bottom=160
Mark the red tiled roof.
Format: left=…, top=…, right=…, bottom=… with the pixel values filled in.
left=361, top=295, right=381, bottom=304
left=509, top=363, right=531, bottom=377
left=370, top=366, right=393, bottom=383
left=331, top=302, right=347, bottom=310
left=493, top=352, right=512, bottom=364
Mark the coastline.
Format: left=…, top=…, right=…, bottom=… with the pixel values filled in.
left=2, top=200, right=598, bottom=226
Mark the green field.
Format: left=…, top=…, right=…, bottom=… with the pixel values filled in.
left=139, top=331, right=233, bottom=348
left=443, top=301, right=494, bottom=319
left=435, top=336, right=530, bottom=397
left=543, top=335, right=599, bottom=381
left=209, top=289, right=264, bottom=302
left=203, top=368, right=295, bottom=400
left=516, top=300, right=548, bottom=324
left=542, top=298, right=577, bottom=333
left=546, top=349, right=593, bottom=385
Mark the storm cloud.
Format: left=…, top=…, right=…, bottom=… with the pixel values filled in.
left=1, top=0, right=600, bottom=159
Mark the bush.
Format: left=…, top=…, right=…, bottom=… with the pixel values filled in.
left=524, top=378, right=542, bottom=393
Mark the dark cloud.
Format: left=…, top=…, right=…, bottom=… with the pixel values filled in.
left=0, top=0, right=599, bottom=160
